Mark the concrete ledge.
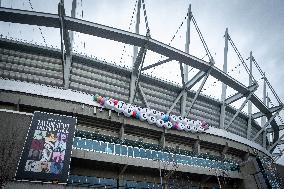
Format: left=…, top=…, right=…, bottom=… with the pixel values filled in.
left=72, top=149, right=243, bottom=179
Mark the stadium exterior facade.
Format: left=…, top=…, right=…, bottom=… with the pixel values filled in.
left=0, top=2, right=284, bottom=189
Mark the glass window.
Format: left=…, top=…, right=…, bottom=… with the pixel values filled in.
left=85, top=139, right=93, bottom=151
left=176, top=154, right=181, bottom=164
left=128, top=147, right=133, bottom=157
left=92, top=140, right=100, bottom=152
left=121, top=145, right=127, bottom=156
left=145, top=150, right=152, bottom=160
left=152, top=151, right=159, bottom=160
left=73, top=137, right=80, bottom=148
left=106, top=143, right=114, bottom=154
left=163, top=152, right=169, bottom=162
left=140, top=148, right=146, bottom=159
left=180, top=155, right=187, bottom=165
left=115, top=144, right=121, bottom=155
left=77, top=138, right=86, bottom=149
left=99, top=141, right=107, bottom=153
left=133, top=147, right=140, bottom=158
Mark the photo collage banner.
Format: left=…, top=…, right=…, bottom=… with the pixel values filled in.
left=16, top=111, right=76, bottom=183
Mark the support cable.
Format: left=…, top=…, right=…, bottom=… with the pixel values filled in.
left=269, top=100, right=284, bottom=125
left=253, top=57, right=282, bottom=105
left=28, top=0, right=47, bottom=47
left=141, top=0, right=150, bottom=34
left=228, top=35, right=256, bottom=83
left=191, top=15, right=214, bottom=63
left=119, top=0, right=138, bottom=64
left=150, top=11, right=188, bottom=75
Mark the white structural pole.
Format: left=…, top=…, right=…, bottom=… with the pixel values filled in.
left=262, top=84, right=268, bottom=148
left=181, top=4, right=191, bottom=117
left=133, top=0, right=141, bottom=67
left=220, top=28, right=228, bottom=129
left=261, top=73, right=267, bottom=127
left=247, top=51, right=253, bottom=139
left=70, top=0, right=77, bottom=40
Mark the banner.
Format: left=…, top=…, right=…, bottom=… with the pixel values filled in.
left=16, top=111, right=76, bottom=183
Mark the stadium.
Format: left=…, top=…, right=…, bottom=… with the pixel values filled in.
left=0, top=0, right=284, bottom=189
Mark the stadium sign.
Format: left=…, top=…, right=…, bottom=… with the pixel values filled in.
left=16, top=111, right=76, bottom=183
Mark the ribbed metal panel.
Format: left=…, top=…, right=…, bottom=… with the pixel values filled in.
left=0, top=45, right=264, bottom=142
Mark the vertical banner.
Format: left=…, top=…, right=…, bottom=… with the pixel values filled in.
left=16, top=111, right=76, bottom=183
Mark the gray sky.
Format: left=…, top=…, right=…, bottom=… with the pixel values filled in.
left=1, top=0, right=284, bottom=163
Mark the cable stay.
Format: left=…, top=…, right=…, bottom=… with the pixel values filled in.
left=253, top=57, right=282, bottom=105
left=227, top=35, right=257, bottom=84
left=191, top=15, right=214, bottom=64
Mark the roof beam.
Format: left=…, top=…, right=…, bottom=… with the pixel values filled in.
left=58, top=1, right=73, bottom=89
left=225, top=83, right=258, bottom=105
left=225, top=92, right=253, bottom=130
left=166, top=70, right=206, bottom=115
left=252, top=110, right=280, bottom=142
left=141, top=58, right=172, bottom=71
left=129, top=46, right=147, bottom=103
left=252, top=105, right=284, bottom=119
left=137, top=83, right=150, bottom=108
left=268, top=133, right=284, bottom=151
left=0, top=7, right=280, bottom=143
left=267, top=125, right=284, bottom=133
left=186, top=68, right=212, bottom=115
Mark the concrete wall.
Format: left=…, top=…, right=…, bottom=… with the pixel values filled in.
left=0, top=110, right=32, bottom=182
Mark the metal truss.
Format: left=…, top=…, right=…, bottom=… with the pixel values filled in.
left=267, top=125, right=284, bottom=133
left=252, top=110, right=281, bottom=142
left=166, top=70, right=207, bottom=115
left=129, top=45, right=148, bottom=104
left=252, top=105, right=283, bottom=119
left=137, top=83, right=150, bottom=108
left=141, top=58, right=172, bottom=71
left=58, top=0, right=73, bottom=89
left=185, top=68, right=212, bottom=116
left=0, top=6, right=281, bottom=144
left=225, top=84, right=258, bottom=105
left=269, top=133, right=284, bottom=151
left=224, top=91, right=256, bottom=130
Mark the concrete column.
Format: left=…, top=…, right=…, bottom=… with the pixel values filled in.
left=220, top=28, right=228, bottom=129
left=160, top=131, right=165, bottom=149
left=193, top=138, right=200, bottom=155
left=119, top=124, right=125, bottom=141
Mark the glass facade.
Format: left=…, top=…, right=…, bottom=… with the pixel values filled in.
left=73, top=137, right=239, bottom=172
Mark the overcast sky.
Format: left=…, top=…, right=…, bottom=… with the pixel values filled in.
left=1, top=0, right=284, bottom=163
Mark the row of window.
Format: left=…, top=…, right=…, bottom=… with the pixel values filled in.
left=73, top=137, right=238, bottom=171
left=68, top=175, right=202, bottom=189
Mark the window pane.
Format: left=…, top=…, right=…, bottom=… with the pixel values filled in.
left=145, top=150, right=152, bottom=159
left=77, top=138, right=86, bottom=149
left=92, top=140, right=100, bottom=152
left=73, top=137, right=80, bottom=148
left=152, top=151, right=159, bottom=160
left=140, top=148, right=146, bottom=159
left=121, top=145, right=127, bottom=156
left=99, top=141, right=107, bottom=152
left=85, top=140, right=93, bottom=151
left=115, top=144, right=121, bottom=155
left=134, top=147, right=140, bottom=158
left=106, top=143, right=114, bottom=154
left=128, top=147, right=133, bottom=157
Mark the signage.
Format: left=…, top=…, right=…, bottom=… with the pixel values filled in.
left=16, top=111, right=76, bottom=183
